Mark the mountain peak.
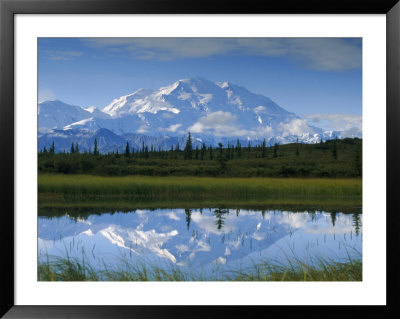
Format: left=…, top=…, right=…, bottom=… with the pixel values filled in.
left=39, top=77, right=337, bottom=142
left=216, top=81, right=230, bottom=89
left=39, top=99, right=68, bottom=105
left=179, top=76, right=211, bottom=83
left=153, top=77, right=218, bottom=98
left=94, top=77, right=300, bottom=137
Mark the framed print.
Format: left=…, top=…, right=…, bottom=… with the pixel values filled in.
left=1, top=0, right=399, bottom=318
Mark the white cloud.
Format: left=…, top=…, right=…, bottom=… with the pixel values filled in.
left=189, top=111, right=276, bottom=138
left=277, top=118, right=312, bottom=137
left=38, top=89, right=57, bottom=102
left=305, top=225, right=354, bottom=235
left=214, top=257, right=226, bottom=264
left=304, top=114, right=362, bottom=132
left=175, top=244, right=190, bottom=253
left=164, top=211, right=180, bottom=221
left=276, top=212, right=308, bottom=229
left=246, top=38, right=362, bottom=71
left=84, top=38, right=361, bottom=71
left=136, top=125, right=149, bottom=133
left=85, top=38, right=236, bottom=60
left=253, top=106, right=267, bottom=114
left=165, top=124, right=182, bottom=133
left=191, top=212, right=236, bottom=234
left=44, top=50, right=83, bottom=61
left=189, top=111, right=246, bottom=137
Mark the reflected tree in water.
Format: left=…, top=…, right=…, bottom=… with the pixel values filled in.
left=352, top=213, right=362, bottom=236
left=330, top=212, right=337, bottom=227
left=213, top=208, right=229, bottom=230
left=185, top=209, right=192, bottom=230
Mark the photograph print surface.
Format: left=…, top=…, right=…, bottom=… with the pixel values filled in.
left=37, top=37, right=362, bottom=281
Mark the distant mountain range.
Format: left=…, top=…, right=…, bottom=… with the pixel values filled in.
left=38, top=77, right=361, bottom=153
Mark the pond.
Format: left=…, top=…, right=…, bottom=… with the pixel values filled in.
left=38, top=208, right=362, bottom=280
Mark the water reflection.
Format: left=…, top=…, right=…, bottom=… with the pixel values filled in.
left=38, top=208, right=362, bottom=275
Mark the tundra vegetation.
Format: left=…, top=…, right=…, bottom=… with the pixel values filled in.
left=38, top=137, right=362, bottom=178
left=38, top=136, right=362, bottom=281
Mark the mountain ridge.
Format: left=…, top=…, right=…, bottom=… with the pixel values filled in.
left=38, top=77, right=361, bottom=152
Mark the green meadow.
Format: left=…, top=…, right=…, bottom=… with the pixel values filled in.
left=38, top=137, right=362, bottom=208
left=38, top=174, right=362, bottom=204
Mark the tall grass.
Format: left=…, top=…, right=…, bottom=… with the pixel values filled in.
left=226, top=255, right=362, bottom=281
left=38, top=174, right=362, bottom=203
left=38, top=254, right=362, bottom=282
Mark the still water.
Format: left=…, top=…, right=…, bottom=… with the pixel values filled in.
left=38, top=208, right=362, bottom=278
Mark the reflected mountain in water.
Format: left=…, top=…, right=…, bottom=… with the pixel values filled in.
left=38, top=209, right=362, bottom=274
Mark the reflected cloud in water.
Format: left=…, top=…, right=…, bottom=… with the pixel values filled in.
left=38, top=208, right=362, bottom=275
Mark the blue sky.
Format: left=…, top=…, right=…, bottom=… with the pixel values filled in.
left=38, top=38, right=362, bottom=118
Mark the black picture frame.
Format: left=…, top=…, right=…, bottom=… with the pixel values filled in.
left=1, top=0, right=399, bottom=318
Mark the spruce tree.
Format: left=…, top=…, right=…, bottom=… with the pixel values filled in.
left=273, top=143, right=279, bottom=158
left=332, top=139, right=338, bottom=160
left=355, top=143, right=362, bottom=176
left=93, top=138, right=99, bottom=155
left=50, top=141, right=55, bottom=154
left=183, top=132, right=193, bottom=160
left=75, top=143, right=79, bottom=154
left=261, top=139, right=267, bottom=158
left=125, top=141, right=130, bottom=157
left=70, top=143, right=75, bottom=154
left=200, top=143, right=206, bottom=160
left=236, top=139, right=242, bottom=158
left=217, top=142, right=227, bottom=170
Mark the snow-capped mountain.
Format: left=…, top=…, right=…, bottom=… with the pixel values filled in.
left=99, top=77, right=314, bottom=138
left=37, top=77, right=361, bottom=152
left=38, top=128, right=126, bottom=154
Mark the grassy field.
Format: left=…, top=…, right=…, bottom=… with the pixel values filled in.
left=38, top=254, right=362, bottom=281
left=38, top=174, right=362, bottom=203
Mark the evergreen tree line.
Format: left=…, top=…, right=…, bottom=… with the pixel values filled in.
left=38, top=133, right=362, bottom=178
left=40, top=133, right=353, bottom=162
